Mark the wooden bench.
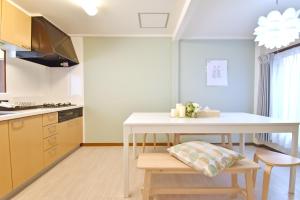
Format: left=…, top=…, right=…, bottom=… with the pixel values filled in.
left=137, top=153, right=259, bottom=200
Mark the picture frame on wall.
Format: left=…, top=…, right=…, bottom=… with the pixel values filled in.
left=206, top=59, right=228, bottom=86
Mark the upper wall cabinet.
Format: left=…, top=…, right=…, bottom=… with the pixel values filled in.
left=0, top=0, right=31, bottom=50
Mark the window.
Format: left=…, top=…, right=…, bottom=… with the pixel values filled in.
left=270, top=47, right=300, bottom=150
left=0, top=50, right=6, bottom=93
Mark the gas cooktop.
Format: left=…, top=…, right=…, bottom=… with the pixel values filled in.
left=0, top=102, right=75, bottom=111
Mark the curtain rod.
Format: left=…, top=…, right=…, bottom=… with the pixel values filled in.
left=272, top=43, right=300, bottom=54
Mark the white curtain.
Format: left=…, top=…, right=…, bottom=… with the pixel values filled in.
left=270, top=47, right=300, bottom=150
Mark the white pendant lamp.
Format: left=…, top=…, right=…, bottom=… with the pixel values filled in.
left=254, top=6, right=300, bottom=49
left=79, top=0, right=98, bottom=16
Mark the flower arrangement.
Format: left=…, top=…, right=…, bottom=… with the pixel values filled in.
left=185, top=102, right=200, bottom=118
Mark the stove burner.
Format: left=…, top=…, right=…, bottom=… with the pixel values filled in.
left=42, top=102, right=72, bottom=108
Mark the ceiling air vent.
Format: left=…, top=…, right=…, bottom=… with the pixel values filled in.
left=138, top=13, right=169, bottom=28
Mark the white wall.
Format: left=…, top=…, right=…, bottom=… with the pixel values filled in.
left=0, top=37, right=84, bottom=105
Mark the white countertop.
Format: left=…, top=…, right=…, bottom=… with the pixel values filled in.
left=0, top=105, right=84, bottom=121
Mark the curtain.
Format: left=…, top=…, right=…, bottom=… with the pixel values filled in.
left=255, top=54, right=274, bottom=142
left=270, top=47, right=300, bottom=150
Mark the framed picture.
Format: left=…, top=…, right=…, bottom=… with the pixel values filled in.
left=206, top=59, right=228, bottom=86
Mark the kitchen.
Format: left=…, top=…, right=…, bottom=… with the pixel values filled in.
left=1, top=0, right=300, bottom=200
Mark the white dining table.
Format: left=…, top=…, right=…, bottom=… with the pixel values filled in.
left=123, top=112, right=299, bottom=197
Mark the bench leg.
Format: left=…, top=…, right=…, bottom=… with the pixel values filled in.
left=143, top=171, right=152, bottom=200
left=231, top=173, right=239, bottom=198
left=262, top=165, right=273, bottom=200
left=253, top=153, right=259, bottom=187
left=245, top=171, right=254, bottom=200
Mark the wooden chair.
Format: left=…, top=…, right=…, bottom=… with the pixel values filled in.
left=142, top=133, right=171, bottom=153
left=253, top=149, right=300, bottom=200
left=138, top=153, right=259, bottom=200
left=174, top=133, right=233, bottom=150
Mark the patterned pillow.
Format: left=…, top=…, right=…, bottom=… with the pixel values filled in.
left=167, top=141, right=244, bottom=177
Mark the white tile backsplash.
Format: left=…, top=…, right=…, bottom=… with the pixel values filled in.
left=0, top=37, right=84, bottom=105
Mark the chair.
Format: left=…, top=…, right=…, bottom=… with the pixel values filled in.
left=253, top=149, right=300, bottom=200
left=142, top=133, right=171, bottom=153
left=174, top=133, right=233, bottom=150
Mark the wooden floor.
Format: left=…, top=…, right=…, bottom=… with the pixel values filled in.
left=11, top=146, right=300, bottom=200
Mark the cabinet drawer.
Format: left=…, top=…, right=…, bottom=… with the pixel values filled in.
left=43, top=112, right=58, bottom=126
left=43, top=135, right=58, bottom=151
left=43, top=124, right=57, bottom=138
left=44, top=146, right=58, bottom=167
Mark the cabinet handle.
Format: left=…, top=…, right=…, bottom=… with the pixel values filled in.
left=11, top=120, right=24, bottom=129
left=48, top=125, right=57, bottom=133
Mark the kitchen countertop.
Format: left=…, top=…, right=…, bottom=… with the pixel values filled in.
left=0, top=105, right=84, bottom=122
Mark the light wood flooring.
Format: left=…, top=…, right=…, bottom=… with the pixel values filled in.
left=11, top=146, right=300, bottom=200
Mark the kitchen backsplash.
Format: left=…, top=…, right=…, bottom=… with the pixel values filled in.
left=0, top=37, right=84, bottom=105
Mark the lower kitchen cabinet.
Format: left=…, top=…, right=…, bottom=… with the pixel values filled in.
left=0, top=108, right=83, bottom=197
left=57, top=117, right=83, bottom=157
left=9, top=115, right=43, bottom=188
left=0, top=121, right=12, bottom=197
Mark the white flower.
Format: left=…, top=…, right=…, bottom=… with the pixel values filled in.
left=192, top=103, right=200, bottom=108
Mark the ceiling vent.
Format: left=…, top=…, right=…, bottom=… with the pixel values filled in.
left=138, top=13, right=169, bottom=28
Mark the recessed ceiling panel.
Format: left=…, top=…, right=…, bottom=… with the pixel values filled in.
left=138, top=13, right=169, bottom=28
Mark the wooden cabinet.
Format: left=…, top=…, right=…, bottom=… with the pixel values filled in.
left=74, top=117, right=83, bottom=145
left=0, top=0, right=31, bottom=50
left=1, top=109, right=82, bottom=197
left=0, top=121, right=12, bottom=197
left=9, top=115, right=43, bottom=188
left=42, top=113, right=59, bottom=167
left=58, top=117, right=83, bottom=157
left=42, top=112, right=58, bottom=126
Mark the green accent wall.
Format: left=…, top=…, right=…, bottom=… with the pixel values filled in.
left=180, top=39, right=255, bottom=112
left=84, top=37, right=172, bottom=142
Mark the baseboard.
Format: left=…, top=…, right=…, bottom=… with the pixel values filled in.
left=81, top=142, right=255, bottom=147
left=80, top=142, right=172, bottom=147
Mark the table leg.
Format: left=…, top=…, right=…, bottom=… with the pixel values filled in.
left=133, top=133, right=137, bottom=159
left=239, top=134, right=245, bottom=154
left=123, top=129, right=130, bottom=197
left=289, top=127, right=299, bottom=194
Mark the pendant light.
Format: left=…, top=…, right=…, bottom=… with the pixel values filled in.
left=254, top=0, right=300, bottom=49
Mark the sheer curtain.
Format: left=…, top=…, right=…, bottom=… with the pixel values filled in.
left=270, top=47, right=300, bottom=150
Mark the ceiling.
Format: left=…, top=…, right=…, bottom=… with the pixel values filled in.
left=11, top=0, right=300, bottom=39
left=11, top=0, right=185, bottom=36
left=182, top=0, right=300, bottom=39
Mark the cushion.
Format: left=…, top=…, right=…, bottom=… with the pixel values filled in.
left=167, top=141, right=244, bottom=177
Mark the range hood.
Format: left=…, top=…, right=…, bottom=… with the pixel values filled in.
left=16, top=17, right=79, bottom=67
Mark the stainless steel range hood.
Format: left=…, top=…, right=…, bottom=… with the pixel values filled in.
left=16, top=17, right=79, bottom=67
